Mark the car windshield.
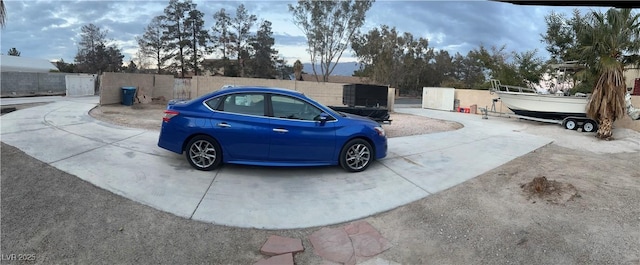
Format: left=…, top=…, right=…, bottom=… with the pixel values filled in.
left=305, top=99, right=344, bottom=117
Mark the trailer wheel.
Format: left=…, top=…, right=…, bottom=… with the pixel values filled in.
left=564, top=119, right=578, bottom=130
left=582, top=120, right=598, bottom=133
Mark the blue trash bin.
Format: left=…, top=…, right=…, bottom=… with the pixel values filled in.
left=121, top=87, right=137, bottom=106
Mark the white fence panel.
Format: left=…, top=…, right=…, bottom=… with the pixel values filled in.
left=422, top=87, right=455, bottom=111
left=66, top=74, right=96, bottom=96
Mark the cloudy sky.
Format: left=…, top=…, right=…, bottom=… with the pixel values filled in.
left=1, top=0, right=608, bottom=67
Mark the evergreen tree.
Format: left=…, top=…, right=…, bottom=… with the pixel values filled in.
left=247, top=20, right=278, bottom=78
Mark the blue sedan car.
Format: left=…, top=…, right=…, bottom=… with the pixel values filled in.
left=157, top=86, right=387, bottom=172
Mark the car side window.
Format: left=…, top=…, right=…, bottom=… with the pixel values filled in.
left=220, top=93, right=265, bottom=116
left=271, top=95, right=323, bottom=121
left=204, top=97, right=222, bottom=110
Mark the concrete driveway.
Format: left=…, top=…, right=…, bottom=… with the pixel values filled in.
left=0, top=96, right=552, bottom=229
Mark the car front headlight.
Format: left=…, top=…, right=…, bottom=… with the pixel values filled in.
left=374, top=126, right=385, bottom=137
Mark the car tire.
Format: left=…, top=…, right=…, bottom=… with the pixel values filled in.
left=339, top=139, right=373, bottom=172
left=185, top=135, right=222, bottom=171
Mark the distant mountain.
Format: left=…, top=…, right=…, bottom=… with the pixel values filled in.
left=301, top=62, right=360, bottom=77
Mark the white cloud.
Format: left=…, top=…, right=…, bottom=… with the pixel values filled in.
left=0, top=0, right=619, bottom=68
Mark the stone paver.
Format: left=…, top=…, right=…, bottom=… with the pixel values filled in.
left=358, top=257, right=402, bottom=265
left=309, top=227, right=356, bottom=265
left=309, top=221, right=391, bottom=265
left=260, top=235, right=304, bottom=256
left=254, top=253, right=294, bottom=265
left=345, top=221, right=391, bottom=263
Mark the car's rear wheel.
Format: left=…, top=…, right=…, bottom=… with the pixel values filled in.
left=340, top=139, right=373, bottom=172
left=185, top=135, right=222, bottom=171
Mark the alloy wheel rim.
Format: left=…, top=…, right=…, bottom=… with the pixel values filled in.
left=346, top=143, right=370, bottom=170
left=189, top=140, right=216, bottom=168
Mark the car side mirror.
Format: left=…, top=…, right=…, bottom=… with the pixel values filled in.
left=318, top=113, right=329, bottom=125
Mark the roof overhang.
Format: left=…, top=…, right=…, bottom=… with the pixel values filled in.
left=0, top=55, right=56, bottom=73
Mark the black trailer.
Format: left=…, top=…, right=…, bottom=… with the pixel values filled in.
left=329, top=84, right=391, bottom=123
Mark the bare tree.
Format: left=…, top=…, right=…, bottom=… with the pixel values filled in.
left=289, top=0, right=374, bottom=82
left=231, top=4, right=257, bottom=77
left=137, top=16, right=170, bottom=74
left=133, top=49, right=153, bottom=72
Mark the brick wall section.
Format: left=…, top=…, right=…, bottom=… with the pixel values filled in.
left=1, top=72, right=66, bottom=97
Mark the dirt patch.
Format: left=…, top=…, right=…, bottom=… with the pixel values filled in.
left=90, top=102, right=167, bottom=131
left=368, top=144, right=640, bottom=264
left=383, top=112, right=463, bottom=137
left=521, top=176, right=579, bottom=204
left=89, top=104, right=464, bottom=137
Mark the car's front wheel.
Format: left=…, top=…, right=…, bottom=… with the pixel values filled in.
left=185, top=135, right=222, bottom=171
left=340, top=139, right=373, bottom=172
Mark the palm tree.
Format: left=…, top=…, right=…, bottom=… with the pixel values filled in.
left=0, top=0, right=6, bottom=28
left=293, top=59, right=303, bottom=81
left=579, top=8, right=640, bottom=140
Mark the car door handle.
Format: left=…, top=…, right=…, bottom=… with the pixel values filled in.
left=273, top=128, right=288, bottom=133
left=217, top=123, right=231, bottom=128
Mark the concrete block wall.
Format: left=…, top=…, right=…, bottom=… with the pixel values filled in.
left=152, top=75, right=175, bottom=100
left=1, top=72, right=66, bottom=97
left=192, top=76, right=241, bottom=96
left=37, top=73, right=67, bottom=94
left=294, top=81, right=345, bottom=106
left=99, top=72, right=173, bottom=105
left=191, top=76, right=353, bottom=107
left=454, top=89, right=510, bottom=114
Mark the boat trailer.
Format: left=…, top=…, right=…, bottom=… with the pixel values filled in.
left=480, top=103, right=599, bottom=133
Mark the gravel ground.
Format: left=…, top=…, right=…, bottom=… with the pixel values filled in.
left=2, top=102, right=639, bottom=264
left=88, top=103, right=463, bottom=137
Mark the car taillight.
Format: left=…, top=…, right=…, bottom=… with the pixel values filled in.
left=163, top=110, right=179, bottom=122
left=374, top=126, right=385, bottom=137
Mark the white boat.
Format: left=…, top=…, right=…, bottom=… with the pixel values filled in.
left=490, top=79, right=589, bottom=120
